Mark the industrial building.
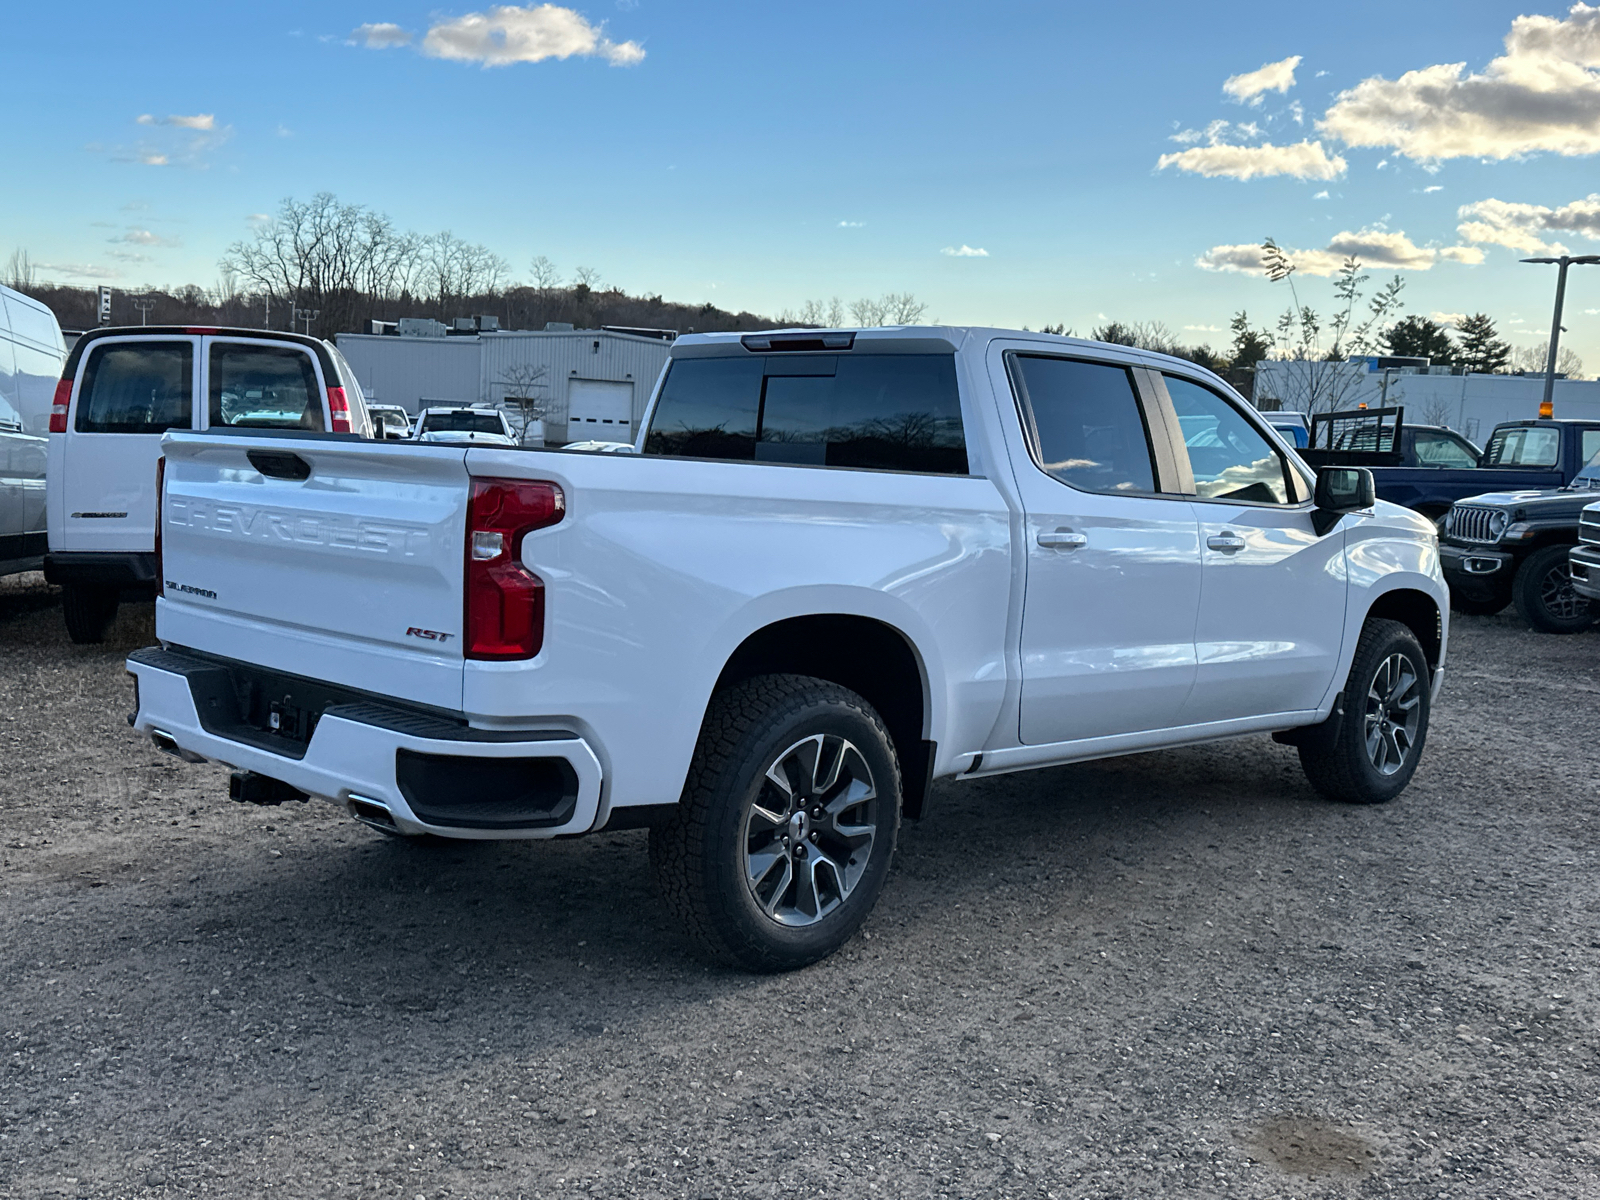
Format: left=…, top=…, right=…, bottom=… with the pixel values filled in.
left=336, top=324, right=674, bottom=445
left=1254, top=356, right=1600, bottom=444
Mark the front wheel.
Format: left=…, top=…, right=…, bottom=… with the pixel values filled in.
left=1297, top=618, right=1431, bottom=805
left=649, top=674, right=901, bottom=972
left=1512, top=544, right=1593, bottom=634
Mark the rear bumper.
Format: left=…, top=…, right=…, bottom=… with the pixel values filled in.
left=45, top=552, right=159, bottom=592
left=1439, top=543, right=1514, bottom=601
left=1571, top=545, right=1600, bottom=601
left=126, top=646, right=603, bottom=840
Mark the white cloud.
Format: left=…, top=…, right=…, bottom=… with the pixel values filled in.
left=1320, top=4, right=1600, bottom=161
left=1223, top=55, right=1302, bottom=105
left=1288, top=100, right=1305, bottom=126
left=1198, top=227, right=1481, bottom=275
left=838, top=220, right=865, bottom=228
left=1313, top=189, right=1330, bottom=199
left=1423, top=185, right=1444, bottom=192
left=1456, top=193, right=1600, bottom=254
left=1157, top=138, right=1346, bottom=180
left=36, top=261, right=120, bottom=282
left=352, top=22, right=413, bottom=48
left=113, top=229, right=180, bottom=247
left=941, top=245, right=989, bottom=257
left=139, top=152, right=169, bottom=166
left=137, top=113, right=215, bottom=130
left=246, top=213, right=271, bottom=223
left=1184, top=324, right=1225, bottom=332
left=420, top=4, right=645, bottom=67
left=1431, top=311, right=1468, bottom=326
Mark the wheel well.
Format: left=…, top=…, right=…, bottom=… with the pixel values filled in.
left=1366, top=589, right=1442, bottom=673
left=713, top=615, right=934, bottom=818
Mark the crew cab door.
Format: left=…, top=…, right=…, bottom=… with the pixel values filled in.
left=1001, top=350, right=1202, bottom=744
left=1157, top=372, right=1347, bottom=723
left=60, top=334, right=199, bottom=551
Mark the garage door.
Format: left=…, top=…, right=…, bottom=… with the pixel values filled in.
left=567, top=379, right=634, bottom=438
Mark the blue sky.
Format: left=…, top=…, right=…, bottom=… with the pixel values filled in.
left=5, top=1, right=1600, bottom=368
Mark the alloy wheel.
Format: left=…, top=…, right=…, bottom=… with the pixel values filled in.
left=1364, top=653, right=1422, bottom=776
left=742, top=734, right=879, bottom=927
left=1538, top=562, right=1588, bottom=624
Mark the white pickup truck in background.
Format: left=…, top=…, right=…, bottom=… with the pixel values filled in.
left=129, top=326, right=1448, bottom=970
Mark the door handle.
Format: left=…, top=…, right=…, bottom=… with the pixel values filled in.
left=1037, top=529, right=1088, bottom=550
left=1207, top=532, right=1247, bottom=553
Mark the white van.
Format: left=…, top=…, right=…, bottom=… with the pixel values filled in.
left=46, top=326, right=373, bottom=642
left=0, top=284, right=66, bottom=577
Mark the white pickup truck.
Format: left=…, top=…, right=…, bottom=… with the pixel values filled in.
left=128, top=327, right=1448, bottom=970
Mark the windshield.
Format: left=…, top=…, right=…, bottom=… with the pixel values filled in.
left=1482, top=425, right=1560, bottom=468
left=422, top=411, right=504, bottom=434
left=1570, top=449, right=1600, bottom=489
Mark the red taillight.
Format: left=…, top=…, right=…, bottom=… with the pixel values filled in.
left=49, top=378, right=72, bottom=433
left=464, top=477, right=565, bottom=661
left=327, top=385, right=352, bottom=434
left=154, top=456, right=165, bottom=595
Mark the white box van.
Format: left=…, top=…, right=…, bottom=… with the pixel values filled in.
left=0, top=284, right=66, bottom=577
left=46, top=326, right=374, bottom=642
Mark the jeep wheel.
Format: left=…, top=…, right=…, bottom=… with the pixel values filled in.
left=1297, top=618, right=1430, bottom=805
left=649, top=674, right=900, bottom=972
left=62, top=584, right=119, bottom=645
left=1512, top=545, right=1593, bottom=634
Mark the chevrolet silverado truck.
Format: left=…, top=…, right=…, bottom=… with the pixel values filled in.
left=1441, top=448, right=1600, bottom=631
left=127, top=327, right=1449, bottom=971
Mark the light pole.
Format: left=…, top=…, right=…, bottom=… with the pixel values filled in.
left=293, top=307, right=319, bottom=336
left=131, top=296, right=156, bottom=326
left=1521, top=254, right=1600, bottom=417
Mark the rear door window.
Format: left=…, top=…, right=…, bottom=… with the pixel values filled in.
left=75, top=341, right=194, bottom=434
left=1412, top=430, right=1478, bottom=468
left=209, top=343, right=323, bottom=431
left=1008, top=355, right=1157, bottom=494
left=644, top=353, right=967, bottom=474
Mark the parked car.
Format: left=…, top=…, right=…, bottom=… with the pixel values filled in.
left=413, top=406, right=518, bottom=446
left=1569, top=500, right=1600, bottom=603
left=1261, top=410, right=1310, bottom=448
left=1440, top=448, right=1600, bottom=631
left=46, top=326, right=374, bottom=643
left=0, top=284, right=65, bottom=577
left=367, top=404, right=412, bottom=440
left=1303, top=407, right=1600, bottom=528
left=129, top=327, right=1448, bottom=971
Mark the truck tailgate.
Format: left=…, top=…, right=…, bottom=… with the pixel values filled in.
left=157, top=433, right=470, bottom=711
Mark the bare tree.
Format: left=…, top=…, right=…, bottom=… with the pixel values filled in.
left=850, top=296, right=888, bottom=327
left=1420, top=396, right=1455, bottom=427
left=573, top=265, right=603, bottom=289
left=496, top=362, right=550, bottom=443
left=422, top=231, right=509, bottom=310
left=881, top=292, right=929, bottom=324
left=528, top=256, right=562, bottom=293
left=1511, top=342, right=1585, bottom=379
left=4, top=249, right=37, bottom=290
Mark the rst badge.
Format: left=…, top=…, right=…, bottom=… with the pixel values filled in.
left=406, top=627, right=453, bottom=643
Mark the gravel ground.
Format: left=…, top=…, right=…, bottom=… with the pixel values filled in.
left=2, top=570, right=1598, bottom=1200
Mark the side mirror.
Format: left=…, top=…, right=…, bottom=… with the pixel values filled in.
left=1312, top=466, right=1376, bottom=535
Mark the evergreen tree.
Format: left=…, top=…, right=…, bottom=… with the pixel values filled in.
left=1455, top=313, right=1511, bottom=374
left=1383, top=315, right=1456, bottom=364
left=1228, top=311, right=1273, bottom=371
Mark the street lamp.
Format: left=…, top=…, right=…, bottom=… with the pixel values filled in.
left=1520, top=254, right=1600, bottom=417
left=292, top=307, right=320, bottom=336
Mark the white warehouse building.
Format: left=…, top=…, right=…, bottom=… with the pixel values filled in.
left=336, top=327, right=674, bottom=445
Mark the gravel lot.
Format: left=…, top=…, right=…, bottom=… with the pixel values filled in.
left=2, top=570, right=1598, bottom=1200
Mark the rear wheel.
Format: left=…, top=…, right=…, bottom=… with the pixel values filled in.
left=62, top=584, right=119, bottom=644
left=1512, top=545, right=1593, bottom=634
left=1297, top=618, right=1430, bottom=805
left=650, top=674, right=900, bottom=972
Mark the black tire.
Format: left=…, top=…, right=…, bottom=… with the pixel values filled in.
left=1449, top=590, right=1509, bottom=617
left=1297, top=618, right=1431, bottom=805
left=1512, top=544, right=1593, bottom=634
left=62, top=584, right=119, bottom=645
left=649, top=674, right=901, bottom=972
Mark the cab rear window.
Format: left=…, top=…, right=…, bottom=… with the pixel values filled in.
left=210, top=343, right=323, bottom=431
left=644, top=353, right=967, bottom=475
left=75, top=342, right=193, bottom=434
left=1482, top=426, right=1560, bottom=468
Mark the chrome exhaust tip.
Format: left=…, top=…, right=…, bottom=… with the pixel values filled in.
left=348, top=794, right=398, bottom=831
left=150, top=729, right=207, bottom=764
